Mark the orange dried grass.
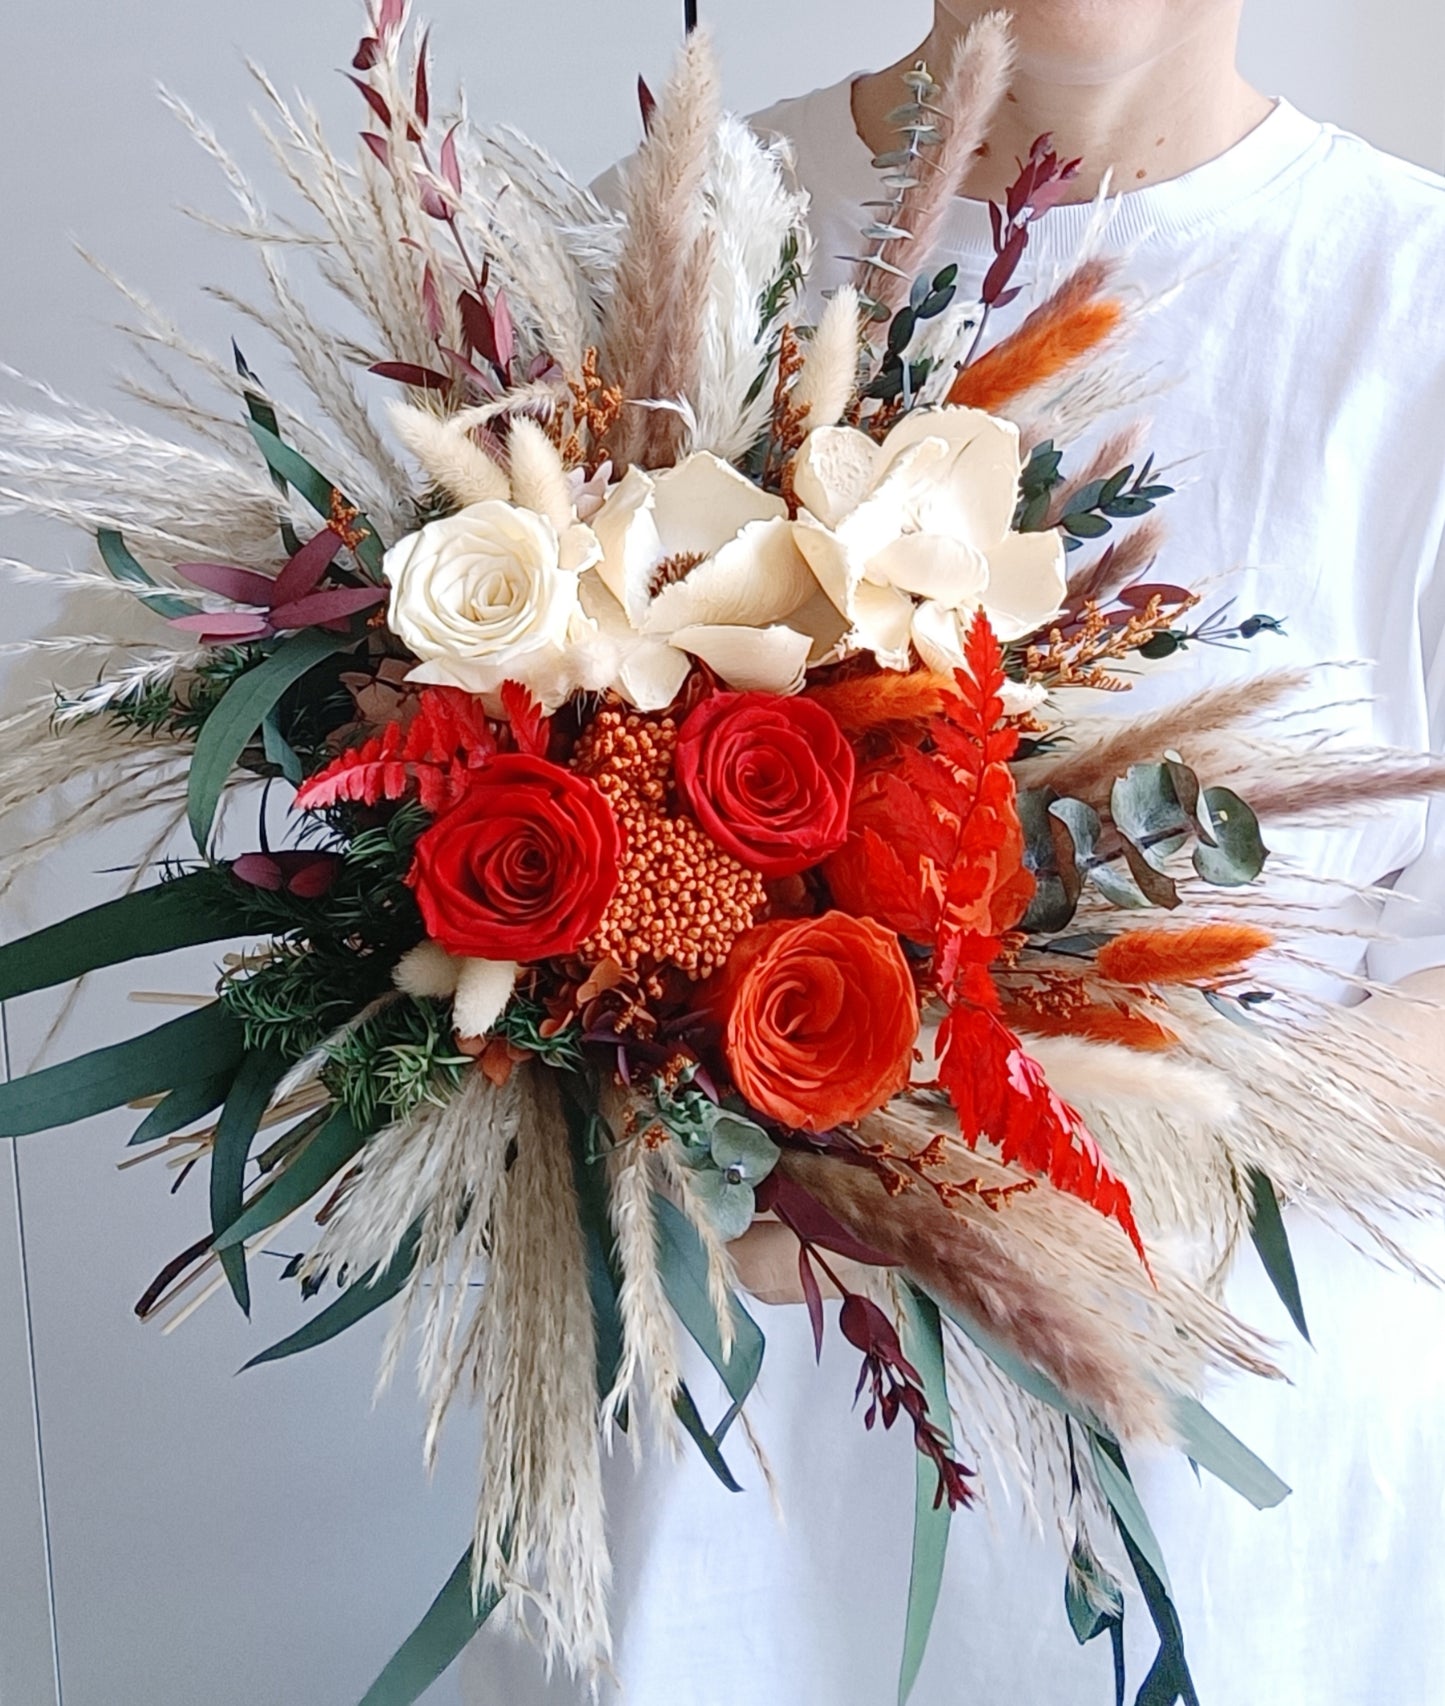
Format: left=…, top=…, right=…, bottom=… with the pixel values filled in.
left=1095, top=925, right=1274, bottom=987
left=948, top=260, right=1123, bottom=413
left=1006, top=1001, right=1180, bottom=1052
left=804, top=669, right=958, bottom=736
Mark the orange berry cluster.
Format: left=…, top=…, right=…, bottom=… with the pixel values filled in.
left=572, top=708, right=765, bottom=980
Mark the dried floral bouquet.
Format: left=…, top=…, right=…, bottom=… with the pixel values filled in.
left=3, top=7, right=1445, bottom=1705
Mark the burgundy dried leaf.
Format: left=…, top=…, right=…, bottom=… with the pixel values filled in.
left=369, top=359, right=453, bottom=391
left=982, top=226, right=1028, bottom=306
left=352, top=35, right=381, bottom=70
left=759, top=1172, right=899, bottom=1267
left=1115, top=582, right=1190, bottom=609
left=458, top=290, right=498, bottom=365
left=637, top=75, right=657, bottom=135
left=438, top=346, right=499, bottom=395
left=167, top=612, right=271, bottom=641
left=377, top=0, right=405, bottom=38
left=415, top=173, right=450, bottom=220
left=439, top=122, right=462, bottom=196
left=173, top=561, right=279, bottom=606
left=273, top=527, right=345, bottom=606
left=269, top=586, right=387, bottom=631
left=491, top=289, right=515, bottom=374
left=231, top=850, right=340, bottom=897
left=347, top=73, right=393, bottom=132
left=413, top=29, right=431, bottom=129
left=361, top=132, right=391, bottom=169
left=798, top=1245, right=825, bottom=1362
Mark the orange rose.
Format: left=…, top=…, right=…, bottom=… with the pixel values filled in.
left=712, top=912, right=918, bottom=1131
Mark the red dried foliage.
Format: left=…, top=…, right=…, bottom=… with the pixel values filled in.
left=295, top=685, right=499, bottom=813
left=825, top=612, right=1032, bottom=951
left=909, top=613, right=1146, bottom=1259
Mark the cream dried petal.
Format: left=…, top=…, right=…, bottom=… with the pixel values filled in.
left=590, top=464, right=665, bottom=623
left=643, top=516, right=816, bottom=633
left=909, top=600, right=972, bottom=677
left=849, top=580, right=916, bottom=670
left=669, top=623, right=812, bottom=695
left=650, top=451, right=788, bottom=557
left=558, top=520, right=603, bottom=575
left=868, top=531, right=990, bottom=606
left=983, top=528, right=1069, bottom=640
left=791, top=426, right=880, bottom=528
left=879, top=406, right=1023, bottom=550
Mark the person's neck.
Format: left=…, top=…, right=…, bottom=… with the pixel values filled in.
left=850, top=10, right=1273, bottom=205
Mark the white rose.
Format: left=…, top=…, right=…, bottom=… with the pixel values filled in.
left=790, top=406, right=1068, bottom=673
left=384, top=500, right=602, bottom=708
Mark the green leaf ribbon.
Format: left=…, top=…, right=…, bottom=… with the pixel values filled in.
left=0, top=1002, right=246, bottom=1139
left=357, top=1546, right=501, bottom=1706
left=0, top=870, right=251, bottom=1003
left=896, top=1285, right=952, bottom=1705
left=187, top=626, right=354, bottom=852
left=1246, top=1166, right=1311, bottom=1343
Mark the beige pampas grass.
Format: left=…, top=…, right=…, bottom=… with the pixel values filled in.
left=685, top=113, right=811, bottom=462
left=857, top=13, right=1016, bottom=320
left=792, top=284, right=863, bottom=431
left=602, top=1139, right=681, bottom=1453
left=470, top=1068, right=611, bottom=1676
left=389, top=401, right=509, bottom=506
left=599, top=28, right=720, bottom=469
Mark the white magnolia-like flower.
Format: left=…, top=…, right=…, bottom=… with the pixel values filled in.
left=586, top=451, right=845, bottom=711
left=790, top=406, right=1067, bottom=674
left=384, top=500, right=604, bottom=708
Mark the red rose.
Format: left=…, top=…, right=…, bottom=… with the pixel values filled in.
left=408, top=753, right=621, bottom=960
left=674, top=691, right=854, bottom=878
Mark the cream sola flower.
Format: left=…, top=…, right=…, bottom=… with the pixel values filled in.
left=791, top=404, right=1068, bottom=671
left=583, top=450, right=846, bottom=710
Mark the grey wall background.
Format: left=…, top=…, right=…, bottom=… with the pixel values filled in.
left=1, top=3, right=1442, bottom=1703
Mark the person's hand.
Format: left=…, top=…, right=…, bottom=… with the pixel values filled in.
left=726, top=1215, right=873, bottom=1305
left=1359, top=967, right=1445, bottom=1083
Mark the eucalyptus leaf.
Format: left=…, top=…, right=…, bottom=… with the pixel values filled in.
left=1169, top=1395, right=1290, bottom=1509
left=652, top=1193, right=764, bottom=1433
left=1017, top=787, right=1077, bottom=932
left=246, top=421, right=385, bottom=578
left=1191, top=787, right=1268, bottom=886
left=214, top=1104, right=371, bottom=1251
left=96, top=527, right=197, bottom=620
left=1120, top=840, right=1181, bottom=909
left=1110, top=765, right=1191, bottom=872
left=128, top=1071, right=237, bottom=1147
left=243, top=1225, right=420, bottom=1368
left=210, top=1046, right=289, bottom=1314
left=1065, top=1532, right=1125, bottom=1644
left=709, top=1114, right=780, bottom=1185
left=689, top=1169, right=757, bottom=1242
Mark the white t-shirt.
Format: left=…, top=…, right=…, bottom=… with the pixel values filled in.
left=463, top=74, right=1445, bottom=1706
